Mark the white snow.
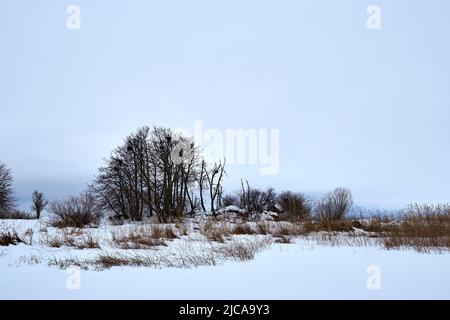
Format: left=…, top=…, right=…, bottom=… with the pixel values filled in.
left=1, top=219, right=450, bottom=299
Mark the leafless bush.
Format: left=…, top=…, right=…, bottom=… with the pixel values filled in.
left=48, top=192, right=101, bottom=228
left=240, top=180, right=277, bottom=214
left=222, top=194, right=239, bottom=207
left=0, top=210, right=34, bottom=220
left=315, top=188, right=353, bottom=221
left=278, top=191, right=312, bottom=221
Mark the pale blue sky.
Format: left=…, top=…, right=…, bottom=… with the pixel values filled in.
left=1, top=0, right=450, bottom=209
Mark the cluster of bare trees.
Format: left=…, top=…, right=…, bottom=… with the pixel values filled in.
left=2, top=126, right=354, bottom=226
left=1, top=162, right=49, bottom=219
left=92, top=126, right=226, bottom=222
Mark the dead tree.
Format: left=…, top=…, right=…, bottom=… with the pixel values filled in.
left=202, top=160, right=226, bottom=213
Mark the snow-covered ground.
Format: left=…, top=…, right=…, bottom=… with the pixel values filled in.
left=1, top=218, right=450, bottom=299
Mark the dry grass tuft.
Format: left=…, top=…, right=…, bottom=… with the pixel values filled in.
left=0, top=229, right=23, bottom=246
left=256, top=222, right=270, bottom=235
left=213, top=238, right=272, bottom=261
left=110, top=225, right=177, bottom=249
left=111, top=229, right=166, bottom=249
left=175, top=222, right=188, bottom=236
left=273, top=223, right=305, bottom=236
left=275, top=235, right=292, bottom=244
left=151, top=225, right=179, bottom=239
left=232, top=223, right=256, bottom=235
left=200, top=221, right=231, bottom=243
left=76, top=233, right=101, bottom=249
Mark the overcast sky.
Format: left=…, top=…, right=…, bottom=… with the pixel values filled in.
left=1, top=0, right=450, bottom=209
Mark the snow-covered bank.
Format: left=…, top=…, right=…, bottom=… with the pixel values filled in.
left=1, top=240, right=450, bottom=299
left=1, top=218, right=450, bottom=299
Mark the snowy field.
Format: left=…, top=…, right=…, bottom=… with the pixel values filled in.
left=1, top=218, right=450, bottom=300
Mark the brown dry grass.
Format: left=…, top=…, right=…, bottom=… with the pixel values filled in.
left=76, top=233, right=101, bottom=249
left=111, top=230, right=166, bottom=249
left=275, top=235, right=292, bottom=244
left=0, top=229, right=23, bottom=246
left=200, top=221, right=232, bottom=243
left=110, top=224, right=178, bottom=249
left=47, top=231, right=77, bottom=248
left=232, top=223, right=256, bottom=235
left=381, top=204, right=450, bottom=252
left=212, top=238, right=272, bottom=261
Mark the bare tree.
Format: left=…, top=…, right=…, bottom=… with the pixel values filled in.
left=93, top=127, right=154, bottom=221
left=31, top=190, right=48, bottom=219
left=315, top=187, right=353, bottom=221
left=201, top=160, right=226, bottom=213
left=0, top=163, right=16, bottom=216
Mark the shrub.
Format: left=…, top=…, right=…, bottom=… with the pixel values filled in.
left=48, top=192, right=102, bottom=228
left=0, top=210, right=35, bottom=220
left=240, top=181, right=277, bottom=213
left=315, top=187, right=353, bottom=221
left=222, top=194, right=239, bottom=207
left=278, top=191, right=311, bottom=221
